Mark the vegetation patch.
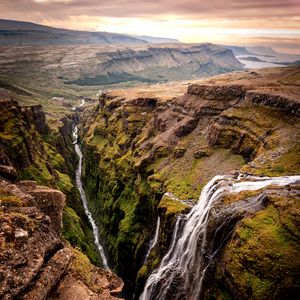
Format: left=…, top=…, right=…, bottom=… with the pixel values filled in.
left=65, top=72, right=156, bottom=86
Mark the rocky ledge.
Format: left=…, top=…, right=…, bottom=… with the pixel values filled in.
left=0, top=178, right=123, bottom=299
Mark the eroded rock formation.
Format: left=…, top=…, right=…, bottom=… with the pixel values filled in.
left=80, top=67, right=300, bottom=298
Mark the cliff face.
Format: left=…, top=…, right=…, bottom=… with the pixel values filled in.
left=0, top=99, right=103, bottom=263
left=81, top=67, right=300, bottom=298
left=0, top=19, right=146, bottom=46
left=0, top=99, right=123, bottom=299
left=65, top=44, right=243, bottom=86
left=0, top=178, right=123, bottom=300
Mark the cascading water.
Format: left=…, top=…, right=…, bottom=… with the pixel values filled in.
left=140, top=174, right=300, bottom=300
left=73, top=125, right=109, bottom=269
left=144, top=216, right=161, bottom=264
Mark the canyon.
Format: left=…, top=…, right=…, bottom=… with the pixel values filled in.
left=0, top=66, right=299, bottom=299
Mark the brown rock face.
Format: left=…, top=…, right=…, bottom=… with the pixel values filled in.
left=24, top=105, right=50, bottom=136
left=245, top=91, right=300, bottom=116
left=28, top=187, right=66, bottom=234
left=21, top=248, right=73, bottom=300
left=0, top=178, right=123, bottom=300
left=187, top=84, right=246, bottom=100
left=0, top=180, right=63, bottom=300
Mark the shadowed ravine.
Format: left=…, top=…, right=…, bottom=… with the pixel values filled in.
left=73, top=125, right=109, bottom=269
left=140, top=174, right=300, bottom=300
left=144, top=216, right=161, bottom=264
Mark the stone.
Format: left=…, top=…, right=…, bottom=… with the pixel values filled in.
left=0, top=165, right=18, bottom=181
left=174, top=148, right=186, bottom=158
left=14, top=228, right=29, bottom=239
left=29, top=188, right=66, bottom=234
left=193, top=149, right=209, bottom=159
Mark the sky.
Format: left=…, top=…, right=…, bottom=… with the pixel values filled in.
left=0, top=0, right=299, bottom=54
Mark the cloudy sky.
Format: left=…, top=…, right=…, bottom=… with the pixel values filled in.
left=0, top=0, right=299, bottom=53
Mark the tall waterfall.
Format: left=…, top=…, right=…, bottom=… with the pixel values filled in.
left=140, top=174, right=300, bottom=300
left=144, top=216, right=161, bottom=264
left=73, top=126, right=109, bottom=269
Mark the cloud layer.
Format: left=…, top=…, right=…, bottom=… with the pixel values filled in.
left=1, top=0, right=300, bottom=19
left=0, top=0, right=299, bottom=53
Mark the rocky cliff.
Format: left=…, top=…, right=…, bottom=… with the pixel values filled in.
left=0, top=99, right=123, bottom=299
left=0, top=178, right=123, bottom=299
left=64, top=43, right=243, bottom=86
left=80, top=67, right=300, bottom=298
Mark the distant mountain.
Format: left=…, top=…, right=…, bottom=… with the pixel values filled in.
left=134, top=35, right=180, bottom=43
left=0, top=19, right=147, bottom=46
left=224, top=46, right=253, bottom=56
left=64, top=43, right=244, bottom=86
left=245, top=46, right=278, bottom=55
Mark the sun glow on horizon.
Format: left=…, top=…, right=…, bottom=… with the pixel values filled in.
left=40, top=15, right=300, bottom=54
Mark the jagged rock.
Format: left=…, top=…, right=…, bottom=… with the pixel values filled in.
left=19, top=180, right=37, bottom=190
left=245, top=91, right=300, bottom=116
left=173, top=117, right=199, bottom=137
left=0, top=164, right=18, bottom=180
left=193, top=149, right=209, bottom=159
left=174, top=148, right=186, bottom=158
left=29, top=105, right=51, bottom=135
left=129, top=98, right=157, bottom=109
left=187, top=84, right=246, bottom=100
left=29, top=187, right=66, bottom=234
left=0, top=181, right=63, bottom=299
left=21, top=248, right=73, bottom=300
left=14, top=228, right=29, bottom=239
left=0, top=177, right=123, bottom=299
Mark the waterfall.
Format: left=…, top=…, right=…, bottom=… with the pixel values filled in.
left=140, top=174, right=300, bottom=300
left=144, top=216, right=161, bottom=264
left=72, top=125, right=109, bottom=269
left=79, top=99, right=85, bottom=107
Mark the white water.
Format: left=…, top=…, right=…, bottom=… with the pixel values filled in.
left=140, top=174, right=300, bottom=300
left=144, top=216, right=161, bottom=264
left=79, top=99, right=85, bottom=107
left=72, top=126, right=109, bottom=269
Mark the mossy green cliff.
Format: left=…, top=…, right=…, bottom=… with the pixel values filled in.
left=80, top=68, right=300, bottom=298
left=0, top=99, right=100, bottom=264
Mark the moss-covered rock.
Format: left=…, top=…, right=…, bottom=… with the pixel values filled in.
left=79, top=73, right=300, bottom=299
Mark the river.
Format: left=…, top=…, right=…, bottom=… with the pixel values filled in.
left=72, top=125, right=109, bottom=269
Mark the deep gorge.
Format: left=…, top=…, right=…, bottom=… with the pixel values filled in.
left=75, top=68, right=300, bottom=299
left=0, top=67, right=299, bottom=299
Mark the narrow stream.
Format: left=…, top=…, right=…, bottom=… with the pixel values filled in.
left=144, top=216, right=161, bottom=264
left=72, top=125, right=109, bottom=269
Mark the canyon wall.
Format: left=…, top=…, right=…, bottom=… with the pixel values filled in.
left=80, top=68, right=300, bottom=298
left=0, top=99, right=123, bottom=299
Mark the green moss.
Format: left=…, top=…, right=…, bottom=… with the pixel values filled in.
left=20, top=161, right=54, bottom=186
left=214, top=203, right=300, bottom=299
left=62, top=206, right=100, bottom=265
left=88, top=134, right=108, bottom=152
left=158, top=194, right=187, bottom=216
left=68, top=248, right=103, bottom=293
left=0, top=195, right=22, bottom=207
left=56, top=171, right=74, bottom=194
left=45, top=143, right=65, bottom=170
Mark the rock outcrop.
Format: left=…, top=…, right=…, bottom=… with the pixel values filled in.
left=0, top=99, right=103, bottom=265
left=65, top=43, right=243, bottom=86
left=80, top=67, right=300, bottom=298
left=0, top=178, right=123, bottom=300
left=0, top=98, right=124, bottom=299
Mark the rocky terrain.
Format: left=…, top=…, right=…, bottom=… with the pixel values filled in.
left=0, top=66, right=299, bottom=299
left=0, top=19, right=147, bottom=46
left=0, top=42, right=242, bottom=116
left=0, top=99, right=123, bottom=299
left=79, top=67, right=300, bottom=298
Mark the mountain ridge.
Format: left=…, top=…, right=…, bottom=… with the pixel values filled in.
left=0, top=19, right=147, bottom=45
